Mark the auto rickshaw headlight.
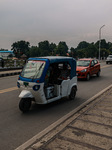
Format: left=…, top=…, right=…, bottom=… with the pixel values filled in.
left=33, top=85, right=40, bottom=91
left=17, top=82, right=20, bottom=88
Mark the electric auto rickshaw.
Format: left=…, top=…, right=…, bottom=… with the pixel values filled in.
left=17, top=56, right=77, bottom=112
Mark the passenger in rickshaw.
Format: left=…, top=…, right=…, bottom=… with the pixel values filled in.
left=58, top=63, right=70, bottom=80
left=45, top=63, right=70, bottom=86
left=50, top=63, right=60, bottom=84
left=45, top=63, right=60, bottom=86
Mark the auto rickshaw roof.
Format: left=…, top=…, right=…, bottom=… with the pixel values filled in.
left=28, top=56, right=76, bottom=64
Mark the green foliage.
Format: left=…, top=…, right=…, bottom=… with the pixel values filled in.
left=56, top=41, right=68, bottom=56
left=8, top=54, right=13, bottom=58
left=75, top=39, right=112, bottom=59
left=109, top=45, right=112, bottom=54
left=77, top=49, right=85, bottom=58
left=38, top=40, right=51, bottom=56
left=77, top=41, right=90, bottom=49
left=11, top=40, right=30, bottom=58
left=76, top=43, right=98, bottom=58
left=28, top=46, right=40, bottom=57
left=70, top=47, right=77, bottom=58
left=10, top=39, right=112, bottom=59
left=49, top=43, right=57, bottom=55
left=38, top=40, right=50, bottom=51
left=95, top=39, right=109, bottom=49
left=100, top=48, right=110, bottom=58
left=0, top=48, right=8, bottom=51
left=85, top=44, right=98, bottom=58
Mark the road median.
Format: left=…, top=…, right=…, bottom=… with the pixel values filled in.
left=0, top=69, right=21, bottom=77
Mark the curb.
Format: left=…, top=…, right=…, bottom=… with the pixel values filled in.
left=0, top=67, right=22, bottom=71
left=0, top=69, right=22, bottom=77
left=15, top=84, right=112, bottom=150
left=0, top=71, right=21, bottom=77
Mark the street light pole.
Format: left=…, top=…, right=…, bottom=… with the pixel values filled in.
left=99, top=25, right=105, bottom=60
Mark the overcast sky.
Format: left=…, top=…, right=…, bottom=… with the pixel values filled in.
left=0, top=0, right=112, bottom=50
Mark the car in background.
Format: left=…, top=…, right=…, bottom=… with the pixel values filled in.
left=106, top=55, right=112, bottom=64
left=76, top=58, right=101, bottom=80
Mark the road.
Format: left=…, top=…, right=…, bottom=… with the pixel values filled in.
left=0, top=62, right=112, bottom=150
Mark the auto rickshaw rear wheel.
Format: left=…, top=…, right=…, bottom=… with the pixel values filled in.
left=19, top=98, right=31, bottom=112
left=69, top=86, right=77, bottom=100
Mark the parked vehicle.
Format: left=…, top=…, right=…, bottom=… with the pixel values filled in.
left=76, top=58, right=101, bottom=80
left=106, top=55, right=112, bottom=64
left=17, top=56, right=77, bottom=112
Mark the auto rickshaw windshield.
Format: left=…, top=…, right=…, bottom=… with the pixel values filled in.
left=21, top=60, right=46, bottom=79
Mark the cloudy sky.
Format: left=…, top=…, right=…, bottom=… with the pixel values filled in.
left=0, top=0, right=112, bottom=50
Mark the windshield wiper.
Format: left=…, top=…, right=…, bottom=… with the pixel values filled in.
left=32, top=63, right=44, bottom=79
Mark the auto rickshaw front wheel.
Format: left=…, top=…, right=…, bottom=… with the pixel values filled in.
left=19, top=98, right=31, bottom=113
left=69, top=86, right=77, bottom=100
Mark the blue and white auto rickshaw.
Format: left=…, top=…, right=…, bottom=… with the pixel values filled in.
left=17, top=56, right=77, bottom=112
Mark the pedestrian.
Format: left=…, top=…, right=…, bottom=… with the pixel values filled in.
left=14, top=60, right=16, bottom=67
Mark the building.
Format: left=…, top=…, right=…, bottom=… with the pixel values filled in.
left=0, top=51, right=14, bottom=59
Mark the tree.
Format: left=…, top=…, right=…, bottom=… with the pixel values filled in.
left=76, top=42, right=98, bottom=58
left=77, top=49, right=85, bottom=58
left=56, top=41, right=68, bottom=56
left=95, top=39, right=108, bottom=49
left=70, top=47, right=77, bottom=58
left=109, top=46, right=112, bottom=54
left=38, top=40, right=51, bottom=56
left=29, top=46, right=40, bottom=57
left=38, top=40, right=50, bottom=50
left=77, top=41, right=90, bottom=49
left=11, top=40, right=30, bottom=58
left=108, top=42, right=112, bottom=54
left=10, top=39, right=112, bottom=59
left=49, top=43, right=57, bottom=55
left=8, top=53, right=13, bottom=58
left=100, top=48, right=110, bottom=58
left=95, top=39, right=112, bottom=58
left=0, top=48, right=8, bottom=51
left=85, top=44, right=98, bottom=58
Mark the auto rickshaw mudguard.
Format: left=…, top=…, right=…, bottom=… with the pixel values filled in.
left=19, top=90, right=34, bottom=98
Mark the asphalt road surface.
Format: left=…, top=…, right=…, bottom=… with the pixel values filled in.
left=0, top=62, right=112, bottom=150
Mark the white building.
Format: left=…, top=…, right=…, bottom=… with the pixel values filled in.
left=0, top=51, right=14, bottom=59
